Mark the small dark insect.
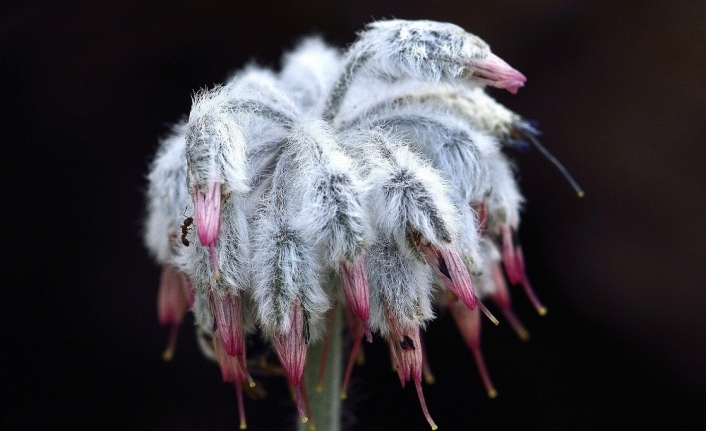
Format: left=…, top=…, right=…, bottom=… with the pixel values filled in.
left=303, top=310, right=311, bottom=344
left=399, top=335, right=415, bottom=351
left=180, top=207, right=194, bottom=246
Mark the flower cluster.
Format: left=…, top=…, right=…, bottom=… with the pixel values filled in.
left=144, top=19, right=580, bottom=430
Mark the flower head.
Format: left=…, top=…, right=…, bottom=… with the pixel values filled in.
left=144, top=18, right=578, bottom=430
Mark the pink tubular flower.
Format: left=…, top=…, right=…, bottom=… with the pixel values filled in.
left=468, top=52, right=527, bottom=94
left=450, top=301, right=497, bottom=398
left=210, top=290, right=245, bottom=357
left=386, top=317, right=438, bottom=430
left=490, top=262, right=529, bottom=341
left=339, top=258, right=372, bottom=341
left=501, top=225, right=547, bottom=315
left=213, top=332, right=255, bottom=430
left=194, top=182, right=222, bottom=279
left=157, top=265, right=194, bottom=361
left=418, top=243, right=478, bottom=311
left=273, top=301, right=309, bottom=424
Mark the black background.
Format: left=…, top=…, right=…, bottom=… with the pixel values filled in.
left=4, top=1, right=706, bottom=430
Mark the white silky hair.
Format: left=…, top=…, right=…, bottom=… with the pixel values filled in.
left=279, top=36, right=342, bottom=115
left=286, top=120, right=372, bottom=267
left=470, top=237, right=503, bottom=299
left=347, top=19, right=489, bottom=84
left=144, top=121, right=191, bottom=264
left=192, top=290, right=213, bottom=328
left=366, top=237, right=435, bottom=336
left=175, top=196, right=251, bottom=295
left=485, top=150, right=524, bottom=233
left=342, top=129, right=461, bottom=257
left=185, top=85, right=249, bottom=195
left=249, top=153, right=330, bottom=340
left=143, top=19, right=547, bottom=369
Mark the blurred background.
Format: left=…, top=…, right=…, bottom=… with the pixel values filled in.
left=3, top=1, right=706, bottom=430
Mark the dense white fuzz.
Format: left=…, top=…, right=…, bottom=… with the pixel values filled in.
left=364, top=104, right=499, bottom=204
left=485, top=151, right=524, bottom=234
left=366, top=238, right=435, bottom=335
left=471, top=237, right=503, bottom=299
left=343, top=129, right=460, bottom=255
left=346, top=19, right=489, bottom=85
left=143, top=19, right=557, bottom=429
left=192, top=291, right=215, bottom=331
left=144, top=122, right=190, bottom=264
left=175, top=196, right=250, bottom=295
left=286, top=120, right=371, bottom=267
left=280, top=37, right=342, bottom=114
left=250, top=155, right=329, bottom=339
left=185, top=86, right=248, bottom=195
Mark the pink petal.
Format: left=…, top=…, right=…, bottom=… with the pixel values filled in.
left=419, top=244, right=478, bottom=311
left=501, top=226, right=547, bottom=316
left=211, top=291, right=245, bottom=357
left=339, top=258, right=371, bottom=326
left=467, top=52, right=526, bottom=94
left=450, top=302, right=497, bottom=398
left=194, top=182, right=222, bottom=246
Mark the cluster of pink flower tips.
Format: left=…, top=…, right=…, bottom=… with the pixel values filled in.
left=145, top=19, right=582, bottom=430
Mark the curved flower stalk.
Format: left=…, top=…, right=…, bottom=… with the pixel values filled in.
left=144, top=18, right=580, bottom=430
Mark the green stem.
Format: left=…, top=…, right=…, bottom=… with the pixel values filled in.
left=298, top=302, right=343, bottom=431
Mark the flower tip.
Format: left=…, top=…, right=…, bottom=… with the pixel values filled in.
left=431, top=424, right=439, bottom=431
left=577, top=190, right=585, bottom=198
left=239, top=421, right=247, bottom=430
left=214, top=271, right=221, bottom=282
left=316, top=384, right=324, bottom=393
left=340, top=390, right=348, bottom=400
left=162, top=347, right=174, bottom=362
left=423, top=371, right=436, bottom=385
left=300, top=416, right=309, bottom=424
left=469, top=53, right=526, bottom=94
left=538, top=306, right=548, bottom=316
left=487, top=388, right=498, bottom=399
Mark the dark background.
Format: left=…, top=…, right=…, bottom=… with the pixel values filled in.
left=4, top=1, right=706, bottom=430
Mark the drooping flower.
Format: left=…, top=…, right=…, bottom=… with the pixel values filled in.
left=143, top=18, right=579, bottom=430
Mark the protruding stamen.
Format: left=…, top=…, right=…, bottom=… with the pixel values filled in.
left=341, top=321, right=365, bottom=400
left=476, top=300, right=499, bottom=326
left=450, top=302, right=497, bottom=398
left=158, top=265, right=190, bottom=361
left=235, top=380, right=247, bottom=430
left=490, top=263, right=530, bottom=341
left=300, top=379, right=314, bottom=427
left=161, top=323, right=179, bottom=362
left=414, top=378, right=438, bottom=430
left=419, top=334, right=436, bottom=385
left=501, top=226, right=547, bottom=316
left=294, top=384, right=308, bottom=424
left=472, top=348, right=498, bottom=399
left=524, top=132, right=584, bottom=198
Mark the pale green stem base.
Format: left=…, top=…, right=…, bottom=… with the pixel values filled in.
left=297, top=302, right=343, bottom=431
